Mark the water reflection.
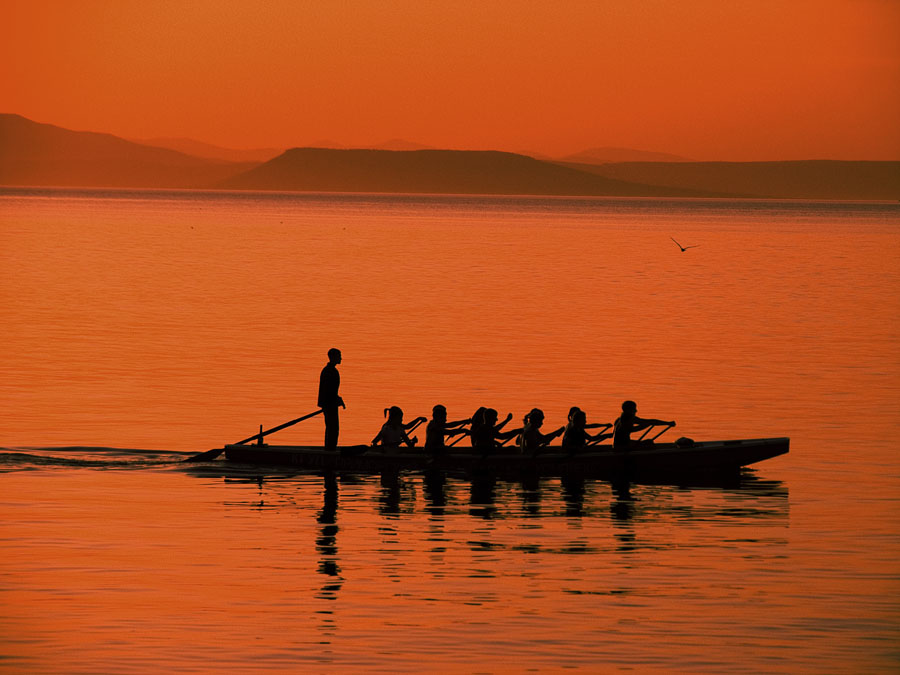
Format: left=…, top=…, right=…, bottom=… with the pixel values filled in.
left=423, top=469, right=447, bottom=516
left=519, top=475, right=543, bottom=517
left=315, top=472, right=341, bottom=647
left=469, top=472, right=497, bottom=519
left=316, top=472, right=341, bottom=586
left=208, top=467, right=788, bottom=527
left=378, top=469, right=418, bottom=516
left=610, top=480, right=638, bottom=522
left=561, top=474, right=586, bottom=517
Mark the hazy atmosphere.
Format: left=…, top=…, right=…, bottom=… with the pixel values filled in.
left=3, top=0, right=898, bottom=160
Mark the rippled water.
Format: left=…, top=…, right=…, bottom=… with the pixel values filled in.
left=1, top=189, right=898, bottom=672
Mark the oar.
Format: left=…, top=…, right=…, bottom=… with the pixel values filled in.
left=583, top=424, right=614, bottom=447
left=649, top=424, right=674, bottom=442
left=405, top=417, right=426, bottom=434
left=184, top=409, right=324, bottom=462
left=448, top=431, right=469, bottom=448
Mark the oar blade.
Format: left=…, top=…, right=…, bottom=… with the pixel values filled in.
left=183, top=447, right=226, bottom=463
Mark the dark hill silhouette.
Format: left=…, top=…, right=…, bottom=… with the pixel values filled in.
left=0, top=114, right=257, bottom=188
left=3, top=114, right=895, bottom=199
left=562, top=147, right=691, bottom=164
left=563, top=160, right=900, bottom=200
left=219, top=147, right=707, bottom=197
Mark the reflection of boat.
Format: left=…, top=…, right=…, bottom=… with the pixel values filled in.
left=222, top=437, right=789, bottom=479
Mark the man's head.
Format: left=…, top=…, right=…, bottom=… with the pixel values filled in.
left=327, top=348, right=342, bottom=364
left=622, top=400, right=637, bottom=413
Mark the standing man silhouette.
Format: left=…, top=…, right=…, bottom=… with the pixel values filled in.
left=318, top=348, right=344, bottom=450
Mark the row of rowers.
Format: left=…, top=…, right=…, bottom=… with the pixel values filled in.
left=371, top=400, right=677, bottom=454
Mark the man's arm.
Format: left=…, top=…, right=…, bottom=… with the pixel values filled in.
left=634, top=416, right=675, bottom=430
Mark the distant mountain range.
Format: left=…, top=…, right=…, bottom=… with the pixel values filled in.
left=1, top=114, right=898, bottom=199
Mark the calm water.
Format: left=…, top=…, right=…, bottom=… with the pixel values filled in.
left=1, top=189, right=899, bottom=672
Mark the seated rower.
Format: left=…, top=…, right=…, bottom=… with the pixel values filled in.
left=562, top=409, right=612, bottom=454
left=467, top=407, right=487, bottom=448
left=612, top=400, right=675, bottom=451
left=471, top=408, right=519, bottom=454
left=425, top=405, right=471, bottom=452
left=372, top=406, right=426, bottom=451
left=519, top=408, right=564, bottom=456
left=568, top=406, right=612, bottom=431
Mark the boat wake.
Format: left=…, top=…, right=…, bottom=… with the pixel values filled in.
left=0, top=446, right=187, bottom=472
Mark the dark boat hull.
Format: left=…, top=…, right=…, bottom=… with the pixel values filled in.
left=222, top=437, right=789, bottom=479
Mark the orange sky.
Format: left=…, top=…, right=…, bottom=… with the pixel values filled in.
left=2, top=0, right=898, bottom=160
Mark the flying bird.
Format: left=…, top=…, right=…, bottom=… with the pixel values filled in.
left=671, top=237, right=700, bottom=252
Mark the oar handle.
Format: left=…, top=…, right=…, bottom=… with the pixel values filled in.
left=235, top=409, right=324, bottom=445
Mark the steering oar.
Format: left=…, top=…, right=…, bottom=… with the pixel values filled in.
left=184, top=409, right=324, bottom=462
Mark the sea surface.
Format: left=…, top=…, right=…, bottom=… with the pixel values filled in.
left=1, top=188, right=898, bottom=673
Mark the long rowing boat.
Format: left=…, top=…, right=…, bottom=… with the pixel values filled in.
left=221, top=437, right=789, bottom=479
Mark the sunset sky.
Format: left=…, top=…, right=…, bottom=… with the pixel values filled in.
left=3, top=0, right=898, bottom=160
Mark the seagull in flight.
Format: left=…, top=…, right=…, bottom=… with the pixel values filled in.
left=671, top=237, right=700, bottom=252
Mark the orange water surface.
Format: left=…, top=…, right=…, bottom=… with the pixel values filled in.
left=1, top=189, right=898, bottom=672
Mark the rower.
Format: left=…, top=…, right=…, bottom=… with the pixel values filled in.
left=425, top=405, right=470, bottom=452
left=472, top=408, right=519, bottom=454
left=519, top=408, right=564, bottom=456
left=612, top=400, right=675, bottom=450
left=568, top=406, right=613, bottom=431
left=372, top=406, right=426, bottom=452
left=562, top=409, right=612, bottom=454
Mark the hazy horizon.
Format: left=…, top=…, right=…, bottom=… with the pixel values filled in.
left=4, top=112, right=898, bottom=200
left=10, top=110, right=900, bottom=163
left=3, top=2, right=898, bottom=162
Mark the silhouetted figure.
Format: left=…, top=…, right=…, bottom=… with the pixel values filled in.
left=471, top=408, right=519, bottom=454
left=371, top=406, right=425, bottom=451
left=425, top=405, right=471, bottom=452
left=467, top=407, right=487, bottom=447
left=519, top=408, right=564, bottom=455
left=568, top=406, right=612, bottom=431
left=318, top=348, right=345, bottom=450
left=612, top=400, right=675, bottom=450
left=562, top=409, right=613, bottom=454
left=670, top=237, right=700, bottom=252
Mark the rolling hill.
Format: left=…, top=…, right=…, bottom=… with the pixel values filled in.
left=0, top=114, right=256, bottom=188
left=2, top=114, right=896, bottom=199
left=218, top=147, right=706, bottom=197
